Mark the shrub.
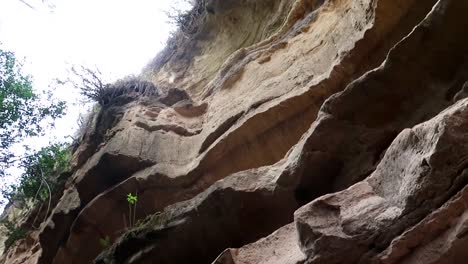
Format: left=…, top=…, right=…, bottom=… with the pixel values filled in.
left=98, top=77, right=160, bottom=106
left=65, top=65, right=160, bottom=107
left=144, top=0, right=207, bottom=73
left=2, top=220, right=27, bottom=250
left=5, top=143, right=71, bottom=204
left=165, top=0, right=205, bottom=36
left=1, top=143, right=71, bottom=250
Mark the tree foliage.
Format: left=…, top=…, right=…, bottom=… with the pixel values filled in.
left=4, top=143, right=71, bottom=203
left=0, top=47, right=66, bottom=177
left=1, top=143, right=71, bottom=250
left=2, top=220, right=27, bottom=250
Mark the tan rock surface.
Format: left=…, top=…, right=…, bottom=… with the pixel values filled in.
left=53, top=0, right=425, bottom=262
left=3, top=0, right=468, bottom=263
left=96, top=1, right=468, bottom=263
left=213, top=223, right=306, bottom=264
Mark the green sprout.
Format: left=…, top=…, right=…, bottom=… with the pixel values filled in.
left=125, top=192, right=138, bottom=228
left=127, top=193, right=138, bottom=205
left=99, top=236, right=111, bottom=249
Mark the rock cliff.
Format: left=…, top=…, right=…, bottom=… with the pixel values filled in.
left=2, top=0, right=468, bottom=263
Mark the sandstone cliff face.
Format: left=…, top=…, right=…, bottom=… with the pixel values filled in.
left=3, top=0, right=468, bottom=263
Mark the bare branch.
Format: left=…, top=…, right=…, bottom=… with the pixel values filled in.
left=17, top=0, right=36, bottom=10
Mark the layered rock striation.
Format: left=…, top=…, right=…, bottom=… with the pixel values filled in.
left=2, top=0, right=468, bottom=263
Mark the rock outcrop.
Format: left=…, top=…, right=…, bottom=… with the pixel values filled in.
left=2, top=0, right=468, bottom=263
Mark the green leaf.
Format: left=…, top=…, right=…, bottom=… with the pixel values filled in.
left=0, top=46, right=67, bottom=179
left=126, top=193, right=138, bottom=204
left=99, top=236, right=111, bottom=249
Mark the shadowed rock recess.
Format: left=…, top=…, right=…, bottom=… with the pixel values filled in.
left=2, top=0, right=468, bottom=263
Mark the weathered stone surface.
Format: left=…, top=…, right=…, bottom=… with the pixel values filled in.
left=96, top=1, right=468, bottom=262
left=210, top=100, right=468, bottom=264
left=3, top=0, right=468, bottom=263
left=377, top=185, right=468, bottom=264
left=213, top=223, right=306, bottom=264
left=97, top=0, right=465, bottom=263
left=95, top=164, right=298, bottom=263
left=295, top=98, right=468, bottom=263
left=53, top=0, right=428, bottom=262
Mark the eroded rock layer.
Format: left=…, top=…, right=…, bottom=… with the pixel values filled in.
left=2, top=0, right=468, bottom=263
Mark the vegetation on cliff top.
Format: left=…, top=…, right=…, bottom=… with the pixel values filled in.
left=63, top=65, right=161, bottom=108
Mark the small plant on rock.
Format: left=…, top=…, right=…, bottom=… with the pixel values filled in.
left=125, top=192, right=138, bottom=229
left=99, top=235, right=112, bottom=249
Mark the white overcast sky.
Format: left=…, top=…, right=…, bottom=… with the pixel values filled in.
left=0, top=0, right=189, bottom=204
